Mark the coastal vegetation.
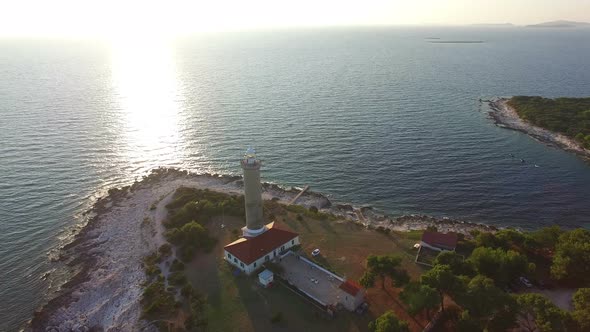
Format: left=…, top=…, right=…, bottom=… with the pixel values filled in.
left=140, top=185, right=590, bottom=331
left=139, top=186, right=433, bottom=331
left=368, top=311, right=409, bottom=332
left=369, top=226, right=590, bottom=331
left=140, top=187, right=247, bottom=330
left=572, top=288, right=590, bottom=330
left=508, top=96, right=590, bottom=148
left=162, top=187, right=246, bottom=261
left=359, top=255, right=410, bottom=289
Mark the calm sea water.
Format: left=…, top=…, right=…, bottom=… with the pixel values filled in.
left=1, top=27, right=590, bottom=329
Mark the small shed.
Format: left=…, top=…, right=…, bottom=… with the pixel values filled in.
left=258, top=269, right=274, bottom=287
left=338, top=279, right=366, bottom=311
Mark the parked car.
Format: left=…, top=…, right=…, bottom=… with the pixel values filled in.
left=312, top=249, right=321, bottom=257
left=519, top=277, right=533, bottom=288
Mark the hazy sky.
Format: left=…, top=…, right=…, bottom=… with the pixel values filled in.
left=1, top=0, right=589, bottom=37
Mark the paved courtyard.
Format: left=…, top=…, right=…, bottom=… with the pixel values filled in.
left=278, top=253, right=344, bottom=306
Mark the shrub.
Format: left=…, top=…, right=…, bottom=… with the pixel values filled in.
left=181, top=284, right=194, bottom=298
left=270, top=312, right=283, bottom=324
left=158, top=243, right=172, bottom=257
left=170, top=259, right=185, bottom=272
left=145, top=264, right=161, bottom=277
left=179, top=245, right=197, bottom=262
left=168, top=271, right=188, bottom=286
left=141, top=281, right=176, bottom=318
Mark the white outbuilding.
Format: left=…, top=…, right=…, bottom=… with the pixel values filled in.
left=258, top=269, right=274, bottom=287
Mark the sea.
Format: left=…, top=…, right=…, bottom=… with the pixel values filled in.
left=1, top=26, right=590, bottom=330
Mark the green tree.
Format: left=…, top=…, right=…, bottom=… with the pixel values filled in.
left=391, top=269, right=410, bottom=287
left=368, top=311, right=409, bottom=332
left=475, top=232, right=501, bottom=248
left=516, top=293, right=570, bottom=332
left=469, top=247, right=530, bottom=286
left=165, top=221, right=209, bottom=247
left=421, top=265, right=463, bottom=312
left=456, top=311, right=483, bottom=332
left=551, top=229, right=590, bottom=284
left=433, top=251, right=475, bottom=277
left=572, top=288, right=590, bottom=330
left=359, top=271, right=376, bottom=289
left=524, top=226, right=563, bottom=252
left=455, top=275, right=518, bottom=331
left=399, top=282, right=440, bottom=319
left=360, top=255, right=408, bottom=289
left=495, top=229, right=525, bottom=249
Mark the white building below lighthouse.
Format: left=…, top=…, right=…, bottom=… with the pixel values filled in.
left=224, top=148, right=300, bottom=275
left=224, top=222, right=300, bottom=274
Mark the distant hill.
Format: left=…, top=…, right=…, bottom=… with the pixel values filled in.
left=526, top=20, right=590, bottom=28
left=470, top=23, right=514, bottom=27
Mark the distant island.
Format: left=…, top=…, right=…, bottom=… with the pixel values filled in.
left=470, top=23, right=514, bottom=27
left=486, top=96, right=590, bottom=160
left=526, top=20, right=590, bottom=28
left=429, top=40, right=484, bottom=44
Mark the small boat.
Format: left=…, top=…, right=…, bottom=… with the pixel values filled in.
left=520, top=159, right=525, bottom=163
left=534, top=165, right=540, bottom=168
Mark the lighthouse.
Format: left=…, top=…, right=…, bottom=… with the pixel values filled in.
left=240, top=147, right=266, bottom=237
left=223, top=148, right=301, bottom=274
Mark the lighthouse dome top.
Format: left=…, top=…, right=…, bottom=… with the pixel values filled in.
left=242, top=146, right=260, bottom=167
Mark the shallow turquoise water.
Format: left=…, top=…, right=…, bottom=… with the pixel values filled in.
left=1, top=27, right=590, bottom=329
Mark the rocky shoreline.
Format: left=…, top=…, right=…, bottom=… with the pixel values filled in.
left=486, top=97, right=590, bottom=161
left=27, top=168, right=497, bottom=331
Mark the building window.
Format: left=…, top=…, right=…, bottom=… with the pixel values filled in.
left=291, top=240, right=294, bottom=245
left=265, top=255, right=270, bottom=262
left=233, top=258, right=237, bottom=263
left=281, top=245, right=285, bottom=251
left=254, top=262, right=257, bottom=268
left=228, top=253, right=232, bottom=259
left=240, top=263, right=244, bottom=268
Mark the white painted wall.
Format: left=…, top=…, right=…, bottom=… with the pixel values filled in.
left=339, top=288, right=366, bottom=311
left=224, top=236, right=300, bottom=275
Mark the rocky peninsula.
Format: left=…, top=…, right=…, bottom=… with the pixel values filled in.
left=27, top=168, right=496, bottom=331
left=486, top=97, right=590, bottom=161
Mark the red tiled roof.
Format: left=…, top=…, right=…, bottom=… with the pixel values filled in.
left=224, top=226, right=298, bottom=264
left=339, top=280, right=363, bottom=296
left=421, top=231, right=458, bottom=249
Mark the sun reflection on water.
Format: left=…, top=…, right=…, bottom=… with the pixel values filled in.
left=110, top=37, right=187, bottom=174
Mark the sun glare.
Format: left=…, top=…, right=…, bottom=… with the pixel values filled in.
left=110, top=37, right=185, bottom=169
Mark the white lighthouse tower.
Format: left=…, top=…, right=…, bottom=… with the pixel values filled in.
left=240, top=147, right=267, bottom=237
